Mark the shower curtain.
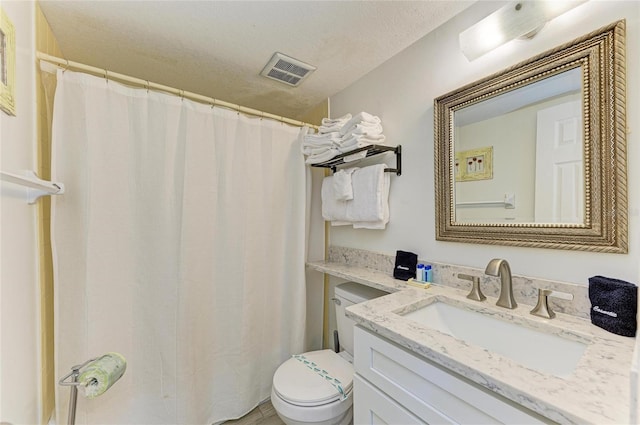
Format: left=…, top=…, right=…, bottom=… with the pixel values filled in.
left=51, top=69, right=307, bottom=424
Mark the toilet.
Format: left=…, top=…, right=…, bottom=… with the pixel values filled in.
left=271, top=282, right=387, bottom=425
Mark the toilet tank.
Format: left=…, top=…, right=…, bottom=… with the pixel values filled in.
left=334, top=282, right=388, bottom=356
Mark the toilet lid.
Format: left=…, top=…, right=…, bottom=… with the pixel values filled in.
left=273, top=349, right=354, bottom=406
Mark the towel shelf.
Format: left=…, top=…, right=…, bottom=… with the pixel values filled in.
left=310, top=144, right=402, bottom=176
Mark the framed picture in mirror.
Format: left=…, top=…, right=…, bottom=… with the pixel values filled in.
left=456, top=147, right=493, bottom=182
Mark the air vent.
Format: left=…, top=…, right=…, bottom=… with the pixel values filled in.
left=260, top=52, right=316, bottom=87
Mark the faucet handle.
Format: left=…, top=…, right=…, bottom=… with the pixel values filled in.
left=530, top=289, right=574, bottom=319
left=458, top=273, right=486, bottom=302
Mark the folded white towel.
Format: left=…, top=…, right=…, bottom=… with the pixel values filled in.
left=301, top=142, right=337, bottom=155
left=304, top=131, right=342, bottom=144
left=339, top=134, right=386, bottom=151
left=339, top=112, right=381, bottom=133
left=305, top=148, right=340, bottom=164
left=303, top=145, right=337, bottom=156
left=340, top=122, right=384, bottom=137
left=346, top=164, right=387, bottom=222
left=333, top=168, right=358, bottom=201
left=338, top=139, right=367, bottom=153
left=321, top=176, right=348, bottom=221
left=319, top=123, right=345, bottom=134
left=321, top=113, right=352, bottom=127
left=343, top=150, right=368, bottom=162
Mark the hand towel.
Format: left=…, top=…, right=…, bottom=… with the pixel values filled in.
left=346, top=164, right=387, bottom=222
left=333, top=168, right=358, bottom=201
left=352, top=171, right=390, bottom=229
left=588, top=276, right=637, bottom=337
left=321, top=176, right=348, bottom=221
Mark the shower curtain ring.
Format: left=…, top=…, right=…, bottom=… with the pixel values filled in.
left=210, top=98, right=216, bottom=109
left=104, top=69, right=109, bottom=84
left=145, top=81, right=150, bottom=93
left=63, top=59, right=70, bottom=74
left=180, top=90, right=185, bottom=101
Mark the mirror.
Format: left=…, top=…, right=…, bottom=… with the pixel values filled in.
left=434, top=20, right=627, bottom=252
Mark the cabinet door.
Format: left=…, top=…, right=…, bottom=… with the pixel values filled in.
left=354, top=326, right=549, bottom=424
left=354, top=374, right=429, bottom=425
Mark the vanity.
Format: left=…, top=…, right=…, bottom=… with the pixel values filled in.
left=308, top=256, right=635, bottom=425
left=307, top=18, right=633, bottom=425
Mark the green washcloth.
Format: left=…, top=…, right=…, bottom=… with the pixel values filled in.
left=78, top=352, right=127, bottom=399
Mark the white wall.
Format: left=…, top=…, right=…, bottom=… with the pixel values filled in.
left=329, top=1, right=640, bottom=285
left=0, top=1, right=41, bottom=424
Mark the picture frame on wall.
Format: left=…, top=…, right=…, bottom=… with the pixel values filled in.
left=0, top=6, right=16, bottom=116
left=455, top=146, right=493, bottom=182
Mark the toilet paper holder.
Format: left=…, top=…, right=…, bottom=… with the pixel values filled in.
left=59, top=357, right=97, bottom=425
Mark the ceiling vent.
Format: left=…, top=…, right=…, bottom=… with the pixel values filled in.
left=260, top=52, right=316, bottom=87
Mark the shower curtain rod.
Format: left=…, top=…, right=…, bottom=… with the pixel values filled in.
left=37, top=52, right=319, bottom=130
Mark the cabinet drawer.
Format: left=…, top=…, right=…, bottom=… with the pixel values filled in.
left=354, top=326, right=549, bottom=424
left=354, top=374, right=426, bottom=425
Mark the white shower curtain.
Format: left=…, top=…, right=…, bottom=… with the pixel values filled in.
left=51, top=69, right=307, bottom=424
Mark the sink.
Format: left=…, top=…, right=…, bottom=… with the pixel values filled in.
left=400, top=300, right=587, bottom=377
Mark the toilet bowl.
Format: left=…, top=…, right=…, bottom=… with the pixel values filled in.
left=271, top=282, right=387, bottom=425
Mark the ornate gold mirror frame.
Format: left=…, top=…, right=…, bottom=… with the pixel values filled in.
left=434, top=20, right=627, bottom=252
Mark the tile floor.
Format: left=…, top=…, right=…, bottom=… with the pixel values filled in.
left=224, top=399, right=284, bottom=425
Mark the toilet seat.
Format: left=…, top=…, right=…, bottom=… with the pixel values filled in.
left=273, top=349, right=354, bottom=407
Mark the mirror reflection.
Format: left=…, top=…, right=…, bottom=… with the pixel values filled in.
left=453, top=67, right=583, bottom=224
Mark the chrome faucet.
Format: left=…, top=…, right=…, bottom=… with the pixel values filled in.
left=484, top=258, right=517, bottom=309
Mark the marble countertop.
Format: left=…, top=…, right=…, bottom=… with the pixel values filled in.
left=307, top=260, right=635, bottom=425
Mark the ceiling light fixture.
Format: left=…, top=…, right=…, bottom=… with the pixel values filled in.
left=459, top=1, right=586, bottom=61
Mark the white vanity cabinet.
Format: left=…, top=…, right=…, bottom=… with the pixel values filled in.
left=353, top=326, right=551, bottom=424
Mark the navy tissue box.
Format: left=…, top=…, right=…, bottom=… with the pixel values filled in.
left=588, top=275, right=637, bottom=337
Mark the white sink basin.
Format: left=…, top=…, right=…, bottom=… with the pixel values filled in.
left=401, top=300, right=588, bottom=377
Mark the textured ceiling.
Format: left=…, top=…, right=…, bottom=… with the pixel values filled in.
left=39, top=1, right=475, bottom=120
